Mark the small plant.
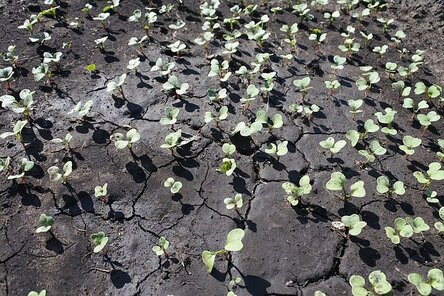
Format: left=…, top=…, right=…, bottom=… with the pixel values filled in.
left=392, top=80, right=411, bottom=99
left=127, top=58, right=140, bottom=72
left=36, top=214, right=54, bottom=233
left=219, top=158, right=236, bottom=176
left=0, top=89, right=35, bottom=119
left=208, top=59, right=231, bottom=82
left=293, top=77, right=312, bottom=100
left=326, top=172, right=365, bottom=199
left=408, top=268, right=444, bottom=296
left=375, top=108, right=397, bottom=135
left=205, top=106, right=228, bottom=125
left=47, top=161, right=72, bottom=183
left=6, top=158, right=34, bottom=180
left=434, top=207, right=444, bottom=233
left=51, top=133, right=73, bottom=151
left=0, top=120, right=27, bottom=142
left=338, top=38, right=360, bottom=55
left=160, top=107, right=180, bottom=126
left=417, top=111, right=440, bottom=131
left=437, top=139, right=444, bottom=162
left=289, top=103, right=320, bottom=120
left=224, top=193, right=243, bottom=210
left=222, top=143, right=236, bottom=156
left=152, top=237, right=169, bottom=258
left=399, top=135, right=421, bottom=156
left=208, top=88, right=228, bottom=104
left=255, top=110, right=283, bottom=132
left=264, top=141, right=288, bottom=159
left=94, top=183, right=108, bottom=203
left=162, top=75, right=189, bottom=96
left=282, top=175, right=312, bottom=206
left=106, top=73, right=126, bottom=97
left=413, top=162, right=444, bottom=188
left=358, top=140, right=386, bottom=164
left=163, top=177, right=182, bottom=194
left=356, top=71, right=380, bottom=93
left=346, top=119, right=379, bottom=147
left=94, top=36, right=108, bottom=51
left=28, top=290, right=46, bottom=296
left=385, top=217, right=413, bottom=244
left=334, top=214, right=367, bottom=236
left=402, top=98, right=428, bottom=118
left=160, top=129, right=193, bottom=150
left=415, top=82, right=442, bottom=100
left=348, top=99, right=363, bottom=120
left=324, top=10, right=340, bottom=25
left=372, top=45, right=388, bottom=57
left=308, top=28, right=327, bottom=47
left=202, top=228, right=245, bottom=273
left=240, top=84, right=259, bottom=109
left=151, top=58, right=175, bottom=76
left=167, top=40, right=186, bottom=55
left=319, top=137, right=346, bottom=157
left=110, top=129, right=140, bottom=150
left=68, top=100, right=93, bottom=121
left=349, top=270, right=392, bottom=296
left=90, top=231, right=109, bottom=253
left=331, top=55, right=346, bottom=72
left=376, top=176, right=405, bottom=196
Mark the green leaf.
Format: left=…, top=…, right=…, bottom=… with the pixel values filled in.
left=368, top=270, right=392, bottom=294
left=346, top=130, right=359, bottom=147
left=224, top=228, right=245, bottom=252
left=349, top=181, right=365, bottom=198
left=202, top=250, right=218, bottom=273
left=90, top=231, right=109, bottom=253
left=349, top=275, right=368, bottom=296
left=326, top=172, right=346, bottom=191
left=36, top=214, right=54, bottom=233
left=376, top=176, right=390, bottom=194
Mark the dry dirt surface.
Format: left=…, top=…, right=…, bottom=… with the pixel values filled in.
left=0, top=0, right=443, bottom=295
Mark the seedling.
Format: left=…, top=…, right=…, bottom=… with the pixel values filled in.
left=314, top=292, right=326, bottom=296
left=151, top=58, right=175, bottom=76
left=93, top=13, right=110, bottom=28
left=162, top=75, right=189, bottom=96
left=356, top=71, right=380, bottom=94
left=208, top=59, right=231, bottom=82
left=376, top=176, right=405, bottom=196
left=348, top=99, right=363, bottom=120
left=6, top=158, right=34, bottom=180
left=51, top=133, right=73, bottom=151
left=417, top=111, right=440, bottom=131
left=434, top=207, right=444, bottom=233
left=47, top=161, right=72, bottom=183
left=219, top=158, right=236, bottom=176
left=0, top=120, right=27, bottom=142
left=43, top=52, right=62, bottom=65
left=338, top=38, right=360, bottom=55
left=0, top=66, right=14, bottom=88
left=372, top=45, right=388, bottom=57
left=265, top=141, right=288, bottom=159
left=385, top=217, right=413, bottom=244
left=437, top=139, right=444, bottom=161
left=106, top=73, right=126, bottom=97
left=18, top=15, right=38, bottom=33
left=36, top=214, right=54, bottom=233
left=194, top=32, right=215, bottom=56
left=167, top=40, right=186, bottom=55
left=90, top=231, right=108, bottom=253
left=392, top=80, right=411, bottom=99
left=128, top=36, right=148, bottom=56
left=408, top=268, right=444, bottom=296
left=94, top=183, right=108, bottom=203
left=402, top=98, right=428, bottom=118
left=406, top=217, right=430, bottom=234
left=208, top=89, right=228, bottom=104
left=160, top=107, right=180, bottom=127
left=85, top=63, right=97, bottom=73
left=164, top=177, right=182, bottom=194
left=224, top=193, right=243, bottom=210
left=128, top=9, right=157, bottom=35
left=347, top=119, right=380, bottom=147
left=28, top=290, right=46, bottom=296
left=29, top=32, right=52, bottom=45
left=205, top=106, right=228, bottom=125
left=413, top=162, right=444, bottom=188
left=308, top=28, right=327, bottom=48
left=331, top=55, right=346, bottom=72
left=32, top=63, right=52, bottom=83
left=398, top=62, right=421, bottom=78
left=68, top=100, right=93, bottom=121
left=0, top=157, right=11, bottom=176
left=324, top=10, right=340, bottom=25
left=289, top=103, right=320, bottom=120
left=399, top=135, right=421, bottom=156
left=415, top=82, right=442, bottom=100
left=0, top=89, right=35, bottom=119
left=336, top=214, right=367, bottom=236
left=282, top=175, right=312, bottom=206
left=222, top=143, right=236, bottom=156
left=319, top=137, right=346, bottom=157
left=326, top=172, right=366, bottom=199
left=202, top=228, right=245, bottom=273
left=358, top=140, right=386, bottom=164
left=325, top=80, right=341, bottom=94
left=160, top=129, right=193, bottom=150
left=255, top=110, right=283, bottom=132
left=152, top=237, right=169, bottom=257
left=349, top=270, right=392, bottom=296
left=280, top=23, right=298, bottom=49
left=240, top=85, right=259, bottom=110
left=385, top=62, right=397, bottom=75
left=375, top=108, right=397, bottom=135
left=127, top=58, right=140, bottom=72
left=293, top=77, right=312, bottom=100
left=110, top=129, right=140, bottom=150
left=424, top=190, right=439, bottom=204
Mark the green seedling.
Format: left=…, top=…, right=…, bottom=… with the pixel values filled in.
left=0, top=120, right=27, bottom=142
left=219, top=158, right=236, bottom=176
left=292, top=3, right=313, bottom=22
left=358, top=140, right=386, bottom=163
left=260, top=72, right=276, bottom=97
left=417, top=111, right=440, bottom=131
left=110, top=129, right=140, bottom=150
left=437, top=139, right=444, bottom=161
left=43, top=52, right=62, bottom=65
left=128, top=36, right=148, bottom=56
left=150, top=58, right=175, bottom=76
left=372, top=45, right=388, bottom=57
left=28, top=290, right=46, bottom=296
left=0, top=157, right=11, bottom=175
left=47, top=161, right=72, bottom=183
left=375, top=108, right=397, bottom=135
left=228, top=276, right=242, bottom=292
left=90, top=231, right=108, bottom=253
left=194, top=31, right=215, bottom=55
left=0, top=66, right=13, bottom=87
left=424, top=190, right=439, bottom=204
left=51, top=133, right=73, bottom=151
left=406, top=217, right=430, bottom=234
left=85, top=63, right=97, bottom=73
left=222, top=143, right=236, bottom=156
left=331, top=55, right=346, bottom=71
left=385, top=62, right=397, bottom=74
left=399, top=135, right=421, bottom=156
left=240, top=84, right=259, bottom=109
left=102, top=0, right=120, bottom=12
left=391, top=30, right=406, bottom=45
left=208, top=59, right=231, bottom=82
left=338, top=38, right=360, bottom=55
left=325, top=80, right=341, bottom=93
left=415, top=82, right=442, bottom=100
left=0, top=89, right=34, bottom=119
left=398, top=62, right=421, bottom=77
left=385, top=217, right=413, bottom=244
left=319, top=137, right=346, bottom=156
left=413, top=162, right=444, bottom=188
left=152, top=237, right=169, bottom=257
left=402, top=98, right=428, bottom=117
left=337, top=214, right=367, bottom=236
left=36, top=214, right=54, bottom=234
left=280, top=23, right=298, bottom=48
left=32, top=63, right=51, bottom=83
left=314, top=291, right=326, bottom=296
left=324, top=10, right=340, bottom=25
left=232, top=121, right=262, bottom=137
left=68, top=100, right=93, bottom=120
left=7, top=158, right=34, bottom=180
left=160, top=107, right=180, bottom=126
left=164, top=177, right=182, bottom=194
left=205, top=106, right=228, bottom=125
left=293, top=77, right=312, bottom=100
left=128, top=9, right=157, bottom=34
left=17, top=14, right=38, bottom=33
left=392, top=80, right=411, bottom=99
left=29, top=32, right=51, bottom=45
left=106, top=73, right=126, bottom=97
left=255, top=110, right=283, bottom=132
left=282, top=175, right=312, bottom=206
left=434, top=207, right=444, bottom=233
left=167, top=40, right=186, bottom=55
left=222, top=41, right=239, bottom=56
left=289, top=103, right=320, bottom=120
left=202, top=228, right=245, bottom=273
left=94, top=183, right=108, bottom=203
left=160, top=129, right=193, bottom=150
left=360, top=31, right=373, bottom=45
left=349, top=270, right=392, bottom=296
left=162, top=75, right=189, bottom=96
left=308, top=28, right=327, bottom=47
left=94, top=36, right=108, bottom=51
left=376, top=176, right=405, bottom=196
left=265, top=141, right=288, bottom=158
left=356, top=71, right=380, bottom=93
left=208, top=88, right=228, bottom=103
left=348, top=99, right=363, bottom=120
left=326, top=172, right=366, bottom=199
left=127, top=58, right=140, bottom=72
left=224, top=193, right=243, bottom=210
left=408, top=268, right=444, bottom=296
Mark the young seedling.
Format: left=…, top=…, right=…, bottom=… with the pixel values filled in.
left=385, top=62, right=397, bottom=76
left=437, top=139, right=444, bottom=162
left=151, top=58, right=175, bottom=76
left=106, top=73, right=126, bottom=97
left=28, top=290, right=46, bottom=296
left=280, top=23, right=298, bottom=50
left=35, top=214, right=54, bottom=234
left=32, top=63, right=52, bottom=84
left=331, top=55, right=346, bottom=73
left=6, top=158, right=34, bottom=181
left=358, top=140, right=386, bottom=164
left=128, top=36, right=149, bottom=57
left=375, top=108, right=397, bottom=135
left=348, top=99, right=363, bottom=120
left=293, top=77, right=312, bottom=100
left=94, top=36, right=108, bottom=51
left=255, top=110, right=283, bottom=132
left=346, top=119, right=379, bottom=147
left=385, top=217, right=413, bottom=244
left=167, top=40, right=187, bottom=55
left=372, top=45, right=388, bottom=57
left=110, top=129, right=140, bottom=150
left=51, top=133, right=73, bottom=151
left=319, top=137, right=346, bottom=157
left=29, top=32, right=51, bottom=45
left=160, top=129, right=193, bottom=151
left=127, top=58, right=140, bottom=72
left=349, top=270, right=392, bottom=296
left=90, top=232, right=108, bottom=253
left=265, top=141, right=288, bottom=159
left=417, top=111, right=441, bottom=132
left=376, top=176, right=405, bottom=196
left=224, top=193, right=243, bottom=210
left=408, top=268, right=444, bottom=296
left=93, top=12, right=110, bottom=28
left=205, top=106, right=228, bottom=126
left=208, top=59, right=231, bottom=82
left=402, top=98, right=428, bottom=119
left=222, top=143, right=236, bottom=156
left=47, top=161, right=72, bottom=184
left=308, top=28, right=327, bottom=49
left=326, top=172, right=366, bottom=199
left=282, top=175, right=312, bottom=206
left=289, top=103, right=320, bottom=120
left=391, top=30, right=406, bottom=46
left=208, top=89, right=228, bottom=104
left=202, top=228, right=245, bottom=273
left=218, top=158, right=236, bottom=176
left=94, top=183, right=109, bottom=203
left=415, top=82, right=442, bottom=100
left=333, top=214, right=367, bottom=236
left=162, top=75, right=189, bottom=96
left=68, top=100, right=93, bottom=121
left=0, top=120, right=27, bottom=143
left=406, top=217, right=430, bottom=234
left=338, top=38, right=360, bottom=55
left=392, top=80, right=411, bottom=100
left=399, top=135, right=421, bottom=156
left=325, top=80, right=341, bottom=94
left=240, top=85, right=259, bottom=110
left=194, top=32, right=215, bottom=56
left=434, top=207, right=444, bottom=233
left=413, top=162, right=444, bottom=188
left=160, top=107, right=180, bottom=128
left=0, top=89, right=34, bottom=120
left=164, top=177, right=182, bottom=194
left=356, top=71, right=380, bottom=94
left=324, top=10, right=340, bottom=25
left=152, top=237, right=169, bottom=258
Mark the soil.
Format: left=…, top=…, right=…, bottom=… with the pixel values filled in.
left=0, top=0, right=443, bottom=295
